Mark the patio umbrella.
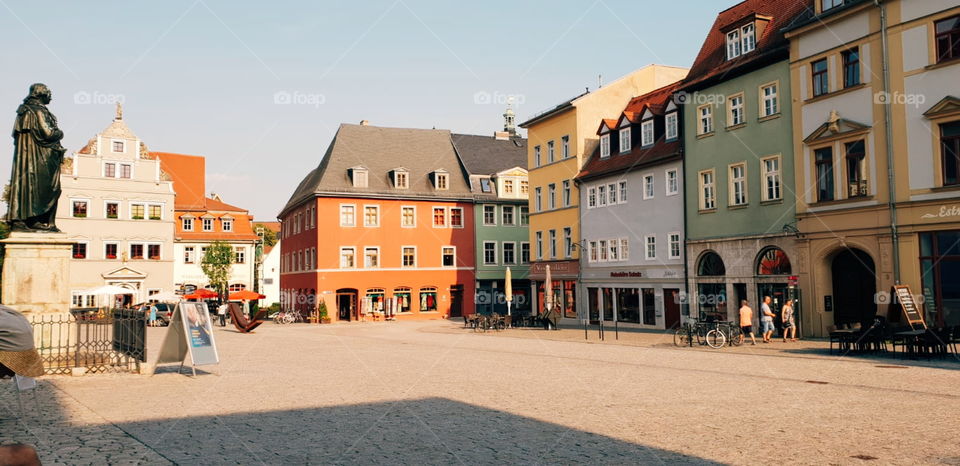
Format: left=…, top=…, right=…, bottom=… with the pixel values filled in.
left=184, top=288, right=218, bottom=300
left=544, top=265, right=553, bottom=313
left=504, top=267, right=513, bottom=316
left=80, top=285, right=136, bottom=296
left=229, top=290, right=266, bottom=301
left=149, top=290, right=182, bottom=302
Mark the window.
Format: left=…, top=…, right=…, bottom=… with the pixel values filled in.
left=483, top=242, right=497, bottom=265
left=666, top=169, right=679, bottom=195
left=450, top=207, right=464, bottom=228
left=521, top=180, right=529, bottom=194
left=620, top=127, right=633, bottom=152
left=729, top=163, right=747, bottom=206
left=609, top=238, right=619, bottom=261
left=72, top=200, right=88, bottom=217
left=401, top=206, right=416, bottom=227
left=812, top=59, right=829, bottom=97
left=183, top=246, right=194, bottom=264
left=502, top=205, right=515, bottom=225
left=235, top=247, right=245, bottom=264
left=741, top=23, right=755, bottom=54
left=340, top=247, right=355, bottom=268
left=536, top=231, right=543, bottom=260
left=435, top=173, right=448, bottom=190
left=483, top=205, right=496, bottom=225
left=608, top=183, right=617, bottom=204
left=640, top=120, right=653, bottom=147
left=842, top=48, right=860, bottom=88
left=104, top=162, right=116, bottom=178
left=619, top=181, right=627, bottom=202
left=620, top=238, right=629, bottom=260
left=504, top=179, right=514, bottom=194
left=643, top=174, right=655, bottom=200
left=148, top=244, right=161, bottom=260
left=340, top=205, right=356, bottom=227
left=599, top=240, right=608, bottom=261
left=563, top=227, right=572, bottom=258
left=589, top=241, right=598, bottom=262
left=113, top=140, right=124, bottom=152
left=105, top=202, right=119, bottom=219
left=761, top=83, right=779, bottom=117
left=480, top=178, right=492, bottom=193
left=816, top=147, right=835, bottom=202
left=402, top=246, right=416, bottom=267
left=588, top=187, right=597, bottom=208
left=364, top=247, right=379, bottom=268
left=698, top=105, right=713, bottom=134
left=700, top=170, right=716, bottom=210
left=131, top=204, right=145, bottom=220
left=202, top=217, right=213, bottom=231
left=119, top=164, right=132, bottom=179
left=364, top=205, right=379, bottom=227
left=562, top=135, right=570, bottom=158
left=534, top=145, right=541, bottom=167
left=503, top=242, right=516, bottom=264
left=549, top=230, right=557, bottom=259
left=352, top=168, right=368, bottom=188
left=419, top=287, right=438, bottom=312
left=520, top=242, right=530, bottom=263
left=520, top=206, right=529, bottom=225
left=822, top=0, right=844, bottom=11
left=130, top=244, right=144, bottom=260
left=845, top=140, right=867, bottom=197
left=72, top=243, right=87, bottom=259
left=762, top=156, right=782, bottom=201
left=433, top=207, right=446, bottom=227
left=562, top=180, right=571, bottom=207
left=942, top=121, right=960, bottom=186
left=535, top=187, right=542, bottom=212
left=598, top=185, right=607, bottom=207
left=442, top=247, right=456, bottom=267
left=645, top=235, right=656, bottom=260
left=600, top=134, right=610, bottom=158
left=148, top=204, right=162, bottom=220
left=728, top=94, right=744, bottom=126
left=669, top=233, right=681, bottom=259
left=547, top=140, right=555, bottom=163
left=548, top=184, right=556, bottom=209
left=726, top=29, right=741, bottom=59
left=936, top=15, right=960, bottom=63
left=394, top=171, right=408, bottom=189
left=665, top=112, right=678, bottom=140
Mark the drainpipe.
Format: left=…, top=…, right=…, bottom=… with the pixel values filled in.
left=681, top=145, right=691, bottom=324
left=876, top=0, right=901, bottom=284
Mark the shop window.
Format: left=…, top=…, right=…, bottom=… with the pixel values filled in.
left=394, top=288, right=412, bottom=312
left=642, top=288, right=656, bottom=326
left=616, top=288, right=640, bottom=323
left=919, top=231, right=960, bottom=327
left=419, top=287, right=438, bottom=312
left=941, top=121, right=960, bottom=186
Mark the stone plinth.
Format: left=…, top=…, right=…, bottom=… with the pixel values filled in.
left=1, top=231, right=72, bottom=315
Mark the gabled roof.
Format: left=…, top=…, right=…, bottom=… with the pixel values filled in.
left=205, top=196, right=247, bottom=213
left=452, top=133, right=527, bottom=176
left=154, top=152, right=207, bottom=209
left=518, top=90, right=589, bottom=128
left=681, top=0, right=810, bottom=92
left=783, top=0, right=869, bottom=33
left=280, top=123, right=472, bottom=216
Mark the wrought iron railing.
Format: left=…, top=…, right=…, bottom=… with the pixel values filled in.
left=30, top=309, right=146, bottom=375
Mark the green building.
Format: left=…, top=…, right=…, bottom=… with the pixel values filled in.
left=681, top=0, right=808, bottom=325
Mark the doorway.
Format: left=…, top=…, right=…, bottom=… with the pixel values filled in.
left=831, top=249, right=877, bottom=325
left=336, top=288, right=357, bottom=321
left=449, top=285, right=464, bottom=318
left=664, top=288, right=681, bottom=329
left=757, top=283, right=788, bottom=333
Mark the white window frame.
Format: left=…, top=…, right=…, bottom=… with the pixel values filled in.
left=620, top=238, right=629, bottom=260
left=599, top=239, right=608, bottom=262
left=563, top=227, right=572, bottom=259
left=340, top=204, right=356, bottom=227
left=112, top=139, right=125, bottom=153
left=609, top=238, right=619, bottom=261
left=483, top=204, right=497, bottom=226
left=340, top=247, right=356, bottom=269
left=645, top=235, right=657, bottom=260
left=352, top=168, right=368, bottom=188
left=620, top=127, right=632, bottom=153
left=435, top=172, right=449, bottom=190
left=760, top=81, right=779, bottom=117
left=394, top=170, right=409, bottom=189
left=619, top=181, right=627, bottom=203
left=589, top=241, right=598, bottom=263
left=600, top=134, right=611, bottom=158
left=668, top=232, right=682, bottom=259
left=483, top=241, right=498, bottom=266
left=608, top=183, right=617, bottom=204
left=643, top=174, right=655, bottom=200
left=146, top=243, right=163, bottom=261
left=222, top=218, right=233, bottom=232
left=547, top=140, right=555, bottom=163
left=520, top=242, right=531, bottom=264
left=71, top=241, right=89, bottom=260
left=130, top=203, right=146, bottom=220
left=665, top=112, right=678, bottom=140
left=441, top=246, right=457, bottom=268
left=501, top=205, right=515, bottom=226
left=363, top=205, right=380, bottom=228
left=741, top=23, right=756, bottom=54
left=726, top=29, right=741, bottom=59
left=698, top=105, right=713, bottom=135
left=588, top=187, right=597, bottom=208
left=728, top=93, right=744, bottom=127
left=363, top=246, right=380, bottom=268
left=183, top=245, right=194, bottom=264
left=762, top=155, right=783, bottom=201
left=548, top=183, right=556, bottom=210
left=562, top=180, right=571, bottom=207
left=561, top=135, right=570, bottom=158
left=432, top=206, right=447, bottom=228
left=598, top=185, right=607, bottom=207
left=181, top=215, right=193, bottom=231
left=401, top=246, right=417, bottom=268
left=666, top=169, right=679, bottom=196
left=535, top=187, right=543, bottom=212
left=102, top=161, right=117, bottom=178
left=71, top=198, right=90, bottom=218
left=502, top=241, right=516, bottom=265
left=450, top=207, right=465, bottom=229
left=534, top=145, right=541, bottom=167
left=104, top=241, right=119, bottom=260
left=536, top=231, right=543, bottom=260
left=549, top=229, right=557, bottom=259
left=119, top=163, right=133, bottom=179
left=729, top=162, right=748, bottom=206
left=700, top=169, right=716, bottom=210
left=401, top=205, right=416, bottom=228
left=641, top=120, right=654, bottom=147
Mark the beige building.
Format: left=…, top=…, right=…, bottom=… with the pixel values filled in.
left=57, top=106, right=176, bottom=306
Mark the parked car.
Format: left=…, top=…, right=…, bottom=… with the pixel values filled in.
left=134, top=302, right=174, bottom=326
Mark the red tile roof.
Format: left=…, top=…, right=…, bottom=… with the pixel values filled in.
left=682, top=0, right=811, bottom=91
left=154, top=152, right=207, bottom=209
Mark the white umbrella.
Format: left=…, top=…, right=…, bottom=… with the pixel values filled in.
left=544, top=265, right=553, bottom=313
left=505, top=267, right=513, bottom=316
left=81, top=285, right=136, bottom=296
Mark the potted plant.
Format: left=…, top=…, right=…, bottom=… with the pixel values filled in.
left=318, top=300, right=331, bottom=324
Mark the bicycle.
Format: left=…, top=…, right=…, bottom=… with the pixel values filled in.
left=673, top=322, right=694, bottom=347
left=704, top=321, right=743, bottom=348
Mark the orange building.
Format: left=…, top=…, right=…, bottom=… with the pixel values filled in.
left=279, top=123, right=476, bottom=321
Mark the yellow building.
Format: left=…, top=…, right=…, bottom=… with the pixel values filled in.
left=786, top=0, right=960, bottom=335
left=518, top=65, right=688, bottom=321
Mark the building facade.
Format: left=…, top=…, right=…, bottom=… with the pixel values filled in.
left=258, top=222, right=282, bottom=307
left=279, top=123, right=476, bottom=321
left=786, top=0, right=960, bottom=335
left=453, top=122, right=531, bottom=316
left=519, top=64, right=689, bottom=321
left=58, top=107, right=176, bottom=306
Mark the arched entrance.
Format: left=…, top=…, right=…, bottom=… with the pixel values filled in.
left=695, top=251, right=727, bottom=321
left=831, top=248, right=877, bottom=326
left=336, top=288, right=357, bottom=321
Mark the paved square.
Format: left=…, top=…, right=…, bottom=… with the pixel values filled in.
left=2, top=321, right=959, bottom=465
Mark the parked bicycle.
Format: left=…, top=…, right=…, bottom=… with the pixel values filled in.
left=674, top=320, right=742, bottom=348
left=273, top=310, right=304, bottom=324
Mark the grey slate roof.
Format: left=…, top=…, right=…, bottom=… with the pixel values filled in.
left=280, top=123, right=472, bottom=216
left=451, top=134, right=527, bottom=176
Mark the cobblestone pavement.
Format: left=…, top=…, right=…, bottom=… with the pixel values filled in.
left=2, top=320, right=959, bottom=465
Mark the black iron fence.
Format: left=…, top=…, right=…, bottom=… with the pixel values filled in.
left=31, top=309, right=147, bottom=375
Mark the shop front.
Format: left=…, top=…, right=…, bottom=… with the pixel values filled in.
left=580, top=266, right=684, bottom=330
left=529, top=260, right=578, bottom=321
left=898, top=201, right=960, bottom=328
left=476, top=279, right=532, bottom=316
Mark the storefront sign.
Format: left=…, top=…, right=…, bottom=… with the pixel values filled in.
left=155, top=302, right=220, bottom=375
left=921, top=205, right=960, bottom=219
left=529, top=261, right=579, bottom=278
left=610, top=271, right=642, bottom=278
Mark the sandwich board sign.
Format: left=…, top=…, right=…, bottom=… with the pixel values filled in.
left=892, top=285, right=926, bottom=330
left=155, top=302, right=220, bottom=376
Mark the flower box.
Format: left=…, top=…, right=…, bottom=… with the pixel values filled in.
left=106, top=254, right=117, bottom=259
left=132, top=216, right=144, bottom=220
left=73, top=213, right=86, bottom=218
left=107, top=214, right=118, bottom=219
left=149, top=216, right=161, bottom=220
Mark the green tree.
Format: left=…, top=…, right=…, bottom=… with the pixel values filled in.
left=255, top=223, right=277, bottom=247
left=201, top=241, right=234, bottom=301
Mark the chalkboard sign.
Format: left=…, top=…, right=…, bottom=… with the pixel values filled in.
left=893, top=285, right=926, bottom=330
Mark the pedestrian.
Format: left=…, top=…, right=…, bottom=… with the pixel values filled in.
left=738, top=300, right=757, bottom=345
left=760, top=296, right=776, bottom=343
left=148, top=303, right=158, bottom=327
left=217, top=302, right=228, bottom=327
left=781, top=299, right=797, bottom=342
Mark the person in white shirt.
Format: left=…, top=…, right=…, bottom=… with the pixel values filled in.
left=760, top=296, right=776, bottom=343
left=217, top=303, right=228, bottom=327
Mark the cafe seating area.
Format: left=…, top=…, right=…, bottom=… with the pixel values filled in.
left=829, top=318, right=958, bottom=359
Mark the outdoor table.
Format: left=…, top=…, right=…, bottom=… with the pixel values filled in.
left=829, top=329, right=856, bottom=354
left=893, top=329, right=926, bottom=358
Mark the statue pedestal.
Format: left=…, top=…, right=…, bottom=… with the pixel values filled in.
left=2, top=232, right=72, bottom=315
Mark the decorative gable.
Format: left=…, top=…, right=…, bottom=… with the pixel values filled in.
left=102, top=266, right=147, bottom=280
left=803, top=110, right=871, bottom=145
left=923, top=96, right=960, bottom=120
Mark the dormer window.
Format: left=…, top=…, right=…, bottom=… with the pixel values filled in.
left=600, top=134, right=610, bottom=158
left=726, top=29, right=741, bottom=59
left=480, top=178, right=493, bottom=193
left=349, top=167, right=368, bottom=188
left=666, top=112, right=678, bottom=140
left=741, top=23, right=756, bottom=54
left=641, top=119, right=654, bottom=147
left=222, top=218, right=233, bottom=232
left=393, top=169, right=409, bottom=189
left=433, top=170, right=449, bottom=190
left=726, top=23, right=756, bottom=60
left=619, top=125, right=631, bottom=154
left=822, top=0, right=843, bottom=12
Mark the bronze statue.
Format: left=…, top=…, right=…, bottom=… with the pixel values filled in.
left=7, top=83, right=65, bottom=232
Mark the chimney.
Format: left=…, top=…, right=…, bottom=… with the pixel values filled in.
left=359, top=120, right=369, bottom=126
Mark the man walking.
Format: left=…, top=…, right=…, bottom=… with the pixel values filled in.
left=739, top=300, right=757, bottom=345
left=217, top=302, right=228, bottom=327
left=760, top=296, right=776, bottom=343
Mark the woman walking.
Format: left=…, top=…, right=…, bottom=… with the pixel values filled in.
left=781, top=299, right=797, bottom=342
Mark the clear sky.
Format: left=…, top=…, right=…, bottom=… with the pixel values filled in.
left=0, top=0, right=722, bottom=220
